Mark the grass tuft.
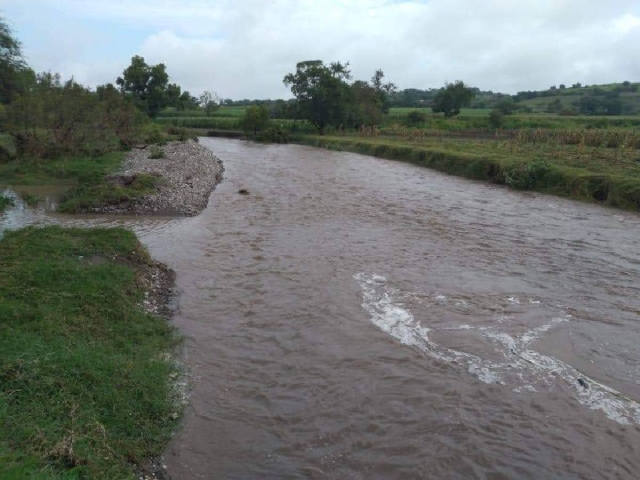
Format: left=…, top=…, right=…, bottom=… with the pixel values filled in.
left=0, top=195, right=15, bottom=212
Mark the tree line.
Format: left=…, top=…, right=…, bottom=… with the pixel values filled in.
left=0, top=17, right=220, bottom=159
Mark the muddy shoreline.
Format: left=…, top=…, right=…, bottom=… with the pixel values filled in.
left=99, top=140, right=224, bottom=216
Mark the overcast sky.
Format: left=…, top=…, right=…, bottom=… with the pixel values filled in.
left=2, top=0, right=639, bottom=99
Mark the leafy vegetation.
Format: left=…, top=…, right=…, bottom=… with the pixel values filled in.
left=0, top=18, right=31, bottom=105
left=282, top=60, right=396, bottom=134
left=5, top=74, right=147, bottom=158
left=115, top=55, right=198, bottom=117
left=431, top=81, right=476, bottom=118
left=149, top=146, right=165, bottom=159
left=0, top=226, right=179, bottom=478
left=0, top=194, right=14, bottom=211
left=241, top=104, right=271, bottom=137
left=199, top=91, right=221, bottom=117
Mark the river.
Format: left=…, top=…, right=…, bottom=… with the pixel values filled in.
left=2, top=138, right=640, bottom=479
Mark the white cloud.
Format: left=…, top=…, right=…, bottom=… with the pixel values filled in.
left=4, top=0, right=640, bottom=97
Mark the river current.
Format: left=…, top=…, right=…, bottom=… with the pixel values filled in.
left=2, top=138, right=640, bottom=479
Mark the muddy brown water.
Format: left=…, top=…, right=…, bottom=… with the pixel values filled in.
left=2, top=138, right=640, bottom=479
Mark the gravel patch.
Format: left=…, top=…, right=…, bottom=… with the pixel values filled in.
left=104, top=140, right=223, bottom=216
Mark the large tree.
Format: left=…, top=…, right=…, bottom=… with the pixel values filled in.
left=283, top=60, right=352, bottom=134
left=350, top=70, right=397, bottom=126
left=116, top=56, right=170, bottom=117
left=0, top=17, right=31, bottom=104
left=432, top=81, right=476, bottom=118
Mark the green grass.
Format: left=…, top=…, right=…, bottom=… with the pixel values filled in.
left=294, top=134, right=640, bottom=210
left=0, top=194, right=15, bottom=212
left=22, top=193, right=40, bottom=207
left=0, top=226, right=180, bottom=479
left=0, top=133, right=16, bottom=163
left=156, top=106, right=248, bottom=118
left=59, top=173, right=162, bottom=213
left=517, top=83, right=640, bottom=114
left=0, top=152, right=124, bottom=186
left=384, top=111, right=640, bottom=131
left=0, top=152, right=161, bottom=213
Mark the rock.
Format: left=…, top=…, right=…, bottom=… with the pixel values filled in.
left=106, top=174, right=137, bottom=186
left=577, top=378, right=588, bottom=389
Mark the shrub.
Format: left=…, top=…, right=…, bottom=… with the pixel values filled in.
left=488, top=109, right=504, bottom=129
left=406, top=110, right=426, bottom=126
left=257, top=126, right=289, bottom=143
left=149, top=146, right=165, bottom=159
left=503, top=160, right=549, bottom=189
left=6, top=76, right=147, bottom=158
left=0, top=194, right=15, bottom=211
left=0, top=143, right=13, bottom=162
left=166, top=126, right=198, bottom=141
left=22, top=193, right=40, bottom=206
left=144, top=124, right=167, bottom=145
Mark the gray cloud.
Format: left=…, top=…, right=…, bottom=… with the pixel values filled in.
left=5, top=0, right=640, bottom=98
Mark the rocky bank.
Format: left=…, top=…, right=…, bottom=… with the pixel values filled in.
left=104, top=140, right=223, bottom=216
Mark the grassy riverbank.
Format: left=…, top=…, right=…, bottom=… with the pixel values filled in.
left=293, top=135, right=640, bottom=210
left=0, top=148, right=162, bottom=213
left=0, top=226, right=179, bottom=478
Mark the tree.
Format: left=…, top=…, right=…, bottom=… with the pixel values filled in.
left=494, top=97, right=515, bottom=115
left=241, top=104, right=270, bottom=136
left=199, top=91, right=220, bottom=116
left=7, top=75, right=146, bottom=158
left=116, top=56, right=170, bottom=117
left=178, top=91, right=199, bottom=111
left=350, top=80, right=381, bottom=126
left=370, top=69, right=397, bottom=115
left=432, top=81, right=475, bottom=118
left=488, top=109, right=504, bottom=129
left=283, top=60, right=352, bottom=134
left=0, top=17, right=31, bottom=104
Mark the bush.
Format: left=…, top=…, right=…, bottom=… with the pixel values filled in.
left=144, top=124, right=167, bottom=145
left=257, top=126, right=289, bottom=143
left=503, top=160, right=549, bottom=189
left=488, top=109, right=504, bottom=129
left=6, top=76, right=148, bottom=158
left=405, top=110, right=426, bottom=126
left=0, top=143, right=13, bottom=162
left=149, top=146, right=165, bottom=159
left=559, top=107, right=578, bottom=116
left=0, top=194, right=15, bottom=211
left=166, top=126, right=198, bottom=141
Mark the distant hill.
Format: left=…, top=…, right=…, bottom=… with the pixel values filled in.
left=389, top=81, right=640, bottom=115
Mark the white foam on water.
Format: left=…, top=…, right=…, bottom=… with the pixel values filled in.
left=353, top=273, right=502, bottom=384
left=354, top=273, right=640, bottom=426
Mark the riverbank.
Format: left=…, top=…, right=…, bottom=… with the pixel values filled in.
left=0, top=226, right=180, bottom=478
left=291, top=134, right=640, bottom=211
left=60, top=140, right=223, bottom=216
left=0, top=139, right=224, bottom=216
